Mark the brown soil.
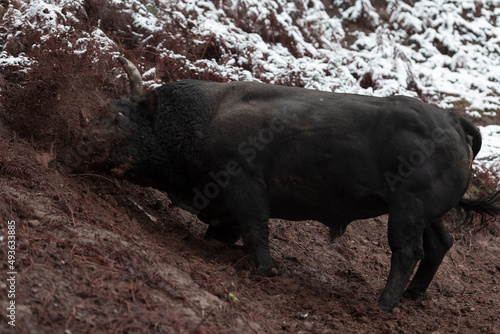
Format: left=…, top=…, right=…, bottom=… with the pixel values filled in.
left=0, top=113, right=499, bottom=333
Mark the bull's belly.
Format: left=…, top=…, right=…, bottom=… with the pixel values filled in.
left=268, top=190, right=389, bottom=225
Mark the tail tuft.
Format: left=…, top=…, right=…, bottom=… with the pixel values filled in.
left=455, top=191, right=500, bottom=230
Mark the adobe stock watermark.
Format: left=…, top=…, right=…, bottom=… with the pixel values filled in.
left=5, top=220, right=17, bottom=327
left=384, top=128, right=447, bottom=192
left=188, top=112, right=290, bottom=214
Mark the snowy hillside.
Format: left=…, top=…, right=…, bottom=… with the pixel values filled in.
left=0, top=0, right=499, bottom=181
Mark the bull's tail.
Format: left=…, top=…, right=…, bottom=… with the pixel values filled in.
left=458, top=113, right=482, bottom=158
left=455, top=191, right=500, bottom=229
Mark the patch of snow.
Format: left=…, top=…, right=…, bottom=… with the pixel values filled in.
left=475, top=125, right=500, bottom=188
left=0, top=52, right=33, bottom=69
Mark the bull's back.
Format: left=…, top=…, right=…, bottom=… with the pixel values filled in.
left=192, top=81, right=473, bottom=222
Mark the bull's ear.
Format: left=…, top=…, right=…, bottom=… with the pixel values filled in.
left=137, top=91, right=158, bottom=120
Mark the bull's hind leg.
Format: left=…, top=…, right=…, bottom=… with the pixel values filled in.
left=379, top=196, right=426, bottom=312
left=404, top=218, right=453, bottom=299
left=223, top=175, right=277, bottom=277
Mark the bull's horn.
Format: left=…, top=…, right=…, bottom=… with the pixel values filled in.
left=116, top=56, right=143, bottom=101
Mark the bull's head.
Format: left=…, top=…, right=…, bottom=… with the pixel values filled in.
left=81, top=57, right=160, bottom=179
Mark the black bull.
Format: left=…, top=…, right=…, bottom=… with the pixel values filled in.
left=87, top=58, right=500, bottom=311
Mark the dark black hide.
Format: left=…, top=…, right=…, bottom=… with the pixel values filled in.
left=98, top=79, right=500, bottom=312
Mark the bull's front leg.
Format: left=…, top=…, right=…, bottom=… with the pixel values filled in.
left=223, top=172, right=277, bottom=276
left=242, top=217, right=277, bottom=276
left=379, top=198, right=426, bottom=312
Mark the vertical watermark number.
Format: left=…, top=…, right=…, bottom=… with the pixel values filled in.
left=6, top=220, right=16, bottom=327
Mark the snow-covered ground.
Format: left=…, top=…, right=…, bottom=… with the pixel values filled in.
left=476, top=125, right=500, bottom=188
left=0, top=0, right=499, bottom=181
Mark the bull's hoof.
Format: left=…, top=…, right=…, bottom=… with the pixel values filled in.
left=403, top=289, right=428, bottom=300
left=378, top=303, right=393, bottom=313
left=258, top=266, right=279, bottom=277
left=268, top=267, right=279, bottom=277
left=378, top=303, right=399, bottom=313
left=378, top=297, right=399, bottom=313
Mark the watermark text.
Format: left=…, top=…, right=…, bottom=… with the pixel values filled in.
left=384, top=128, right=447, bottom=192
left=5, top=220, right=17, bottom=327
